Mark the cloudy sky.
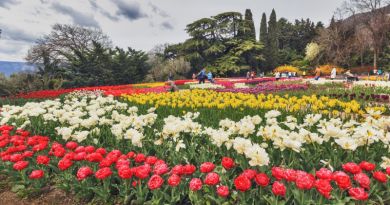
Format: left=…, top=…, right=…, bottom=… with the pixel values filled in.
left=0, top=0, right=342, bottom=62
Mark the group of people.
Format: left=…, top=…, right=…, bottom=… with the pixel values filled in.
left=193, top=68, right=214, bottom=84
left=275, top=72, right=297, bottom=80
left=246, top=71, right=256, bottom=80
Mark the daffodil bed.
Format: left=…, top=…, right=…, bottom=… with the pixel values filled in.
left=0, top=87, right=390, bottom=204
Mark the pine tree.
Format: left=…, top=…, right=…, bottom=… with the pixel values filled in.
left=243, top=9, right=256, bottom=40
left=259, top=13, right=267, bottom=44
left=267, top=9, right=279, bottom=71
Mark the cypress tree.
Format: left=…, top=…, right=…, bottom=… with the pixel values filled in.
left=267, top=9, right=279, bottom=71
left=244, top=9, right=256, bottom=40
left=259, top=13, right=267, bottom=44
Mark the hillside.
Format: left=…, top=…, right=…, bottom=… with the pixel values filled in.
left=0, top=61, right=36, bottom=77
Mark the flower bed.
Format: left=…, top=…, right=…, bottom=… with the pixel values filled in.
left=1, top=83, right=390, bottom=204
left=215, top=83, right=309, bottom=94
left=1, top=125, right=390, bottom=204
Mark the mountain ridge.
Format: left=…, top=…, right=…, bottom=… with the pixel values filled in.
left=0, top=61, right=36, bottom=77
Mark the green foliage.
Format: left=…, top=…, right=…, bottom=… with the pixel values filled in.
left=241, top=9, right=256, bottom=40
left=168, top=11, right=264, bottom=76
left=25, top=24, right=150, bottom=90
left=259, top=13, right=268, bottom=44
left=266, top=9, right=279, bottom=71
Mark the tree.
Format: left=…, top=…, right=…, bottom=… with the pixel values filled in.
left=166, top=11, right=263, bottom=76
left=341, top=0, right=390, bottom=69
left=241, top=9, right=256, bottom=40
left=266, top=9, right=279, bottom=71
left=259, top=13, right=267, bottom=44
left=305, top=42, right=321, bottom=64
left=26, top=24, right=150, bottom=88
left=146, top=57, right=191, bottom=82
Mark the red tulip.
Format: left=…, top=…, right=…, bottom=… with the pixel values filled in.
left=189, top=178, right=202, bottom=191
left=145, top=156, right=158, bottom=165
left=272, top=181, right=286, bottom=197
left=77, top=166, right=93, bottom=181
left=148, top=175, right=164, bottom=190
left=234, top=175, right=251, bottom=192
left=242, top=169, right=257, bottom=180
left=13, top=160, right=29, bottom=171
left=36, top=155, right=50, bottom=165
left=314, top=179, right=332, bottom=199
left=29, top=170, right=44, bottom=179
left=204, top=172, right=220, bottom=186
left=354, top=173, right=370, bottom=190
left=342, top=162, right=361, bottom=174
left=315, top=168, right=332, bottom=180
left=221, top=157, right=235, bottom=170
left=168, top=174, right=181, bottom=187
left=333, top=171, right=351, bottom=190
left=171, top=165, right=184, bottom=175
left=65, top=141, right=78, bottom=150
left=118, top=167, right=133, bottom=179
left=373, top=171, right=387, bottom=183
left=153, top=163, right=169, bottom=175
left=200, top=162, right=215, bottom=173
left=255, top=173, right=270, bottom=187
left=217, top=185, right=229, bottom=197
left=348, top=187, right=369, bottom=200
left=95, top=167, right=112, bottom=180
left=183, top=164, right=196, bottom=175
left=359, top=161, right=375, bottom=171
left=58, top=158, right=73, bottom=171
left=134, top=164, right=151, bottom=179
left=134, top=153, right=146, bottom=163
left=272, top=167, right=285, bottom=180
left=295, top=173, right=315, bottom=190
left=283, top=169, right=297, bottom=182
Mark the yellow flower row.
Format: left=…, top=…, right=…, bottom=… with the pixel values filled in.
left=122, top=89, right=385, bottom=115
left=361, top=76, right=389, bottom=81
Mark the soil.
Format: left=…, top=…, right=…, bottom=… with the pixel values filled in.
left=0, top=187, right=79, bottom=205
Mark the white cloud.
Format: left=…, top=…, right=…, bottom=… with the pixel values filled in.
left=0, top=0, right=342, bottom=61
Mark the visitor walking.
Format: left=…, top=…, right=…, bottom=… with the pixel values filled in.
left=384, top=72, right=390, bottom=81
left=168, top=72, right=173, bottom=81
left=345, top=70, right=358, bottom=82
left=246, top=71, right=250, bottom=80
left=275, top=72, right=280, bottom=81
left=197, top=68, right=206, bottom=84
left=251, top=71, right=255, bottom=80
left=330, top=67, right=337, bottom=80
left=314, top=67, right=321, bottom=80
left=207, top=71, right=214, bottom=83
left=192, top=73, right=196, bottom=80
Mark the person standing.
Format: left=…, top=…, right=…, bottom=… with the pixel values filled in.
left=168, top=72, right=173, bottom=81
left=330, top=67, right=337, bottom=80
left=275, top=72, right=280, bottom=81
left=207, top=71, right=214, bottom=83
left=246, top=71, right=250, bottom=80
left=192, top=73, right=196, bottom=80
left=251, top=71, right=255, bottom=80
left=197, top=68, right=206, bottom=84
left=314, top=67, right=321, bottom=80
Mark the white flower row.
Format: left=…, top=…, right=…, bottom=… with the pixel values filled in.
left=1, top=94, right=390, bottom=167
left=189, top=83, right=225, bottom=89
left=234, top=83, right=249, bottom=88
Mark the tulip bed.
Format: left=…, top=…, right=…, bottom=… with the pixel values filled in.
left=1, top=124, right=390, bottom=204
left=0, top=83, right=390, bottom=204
